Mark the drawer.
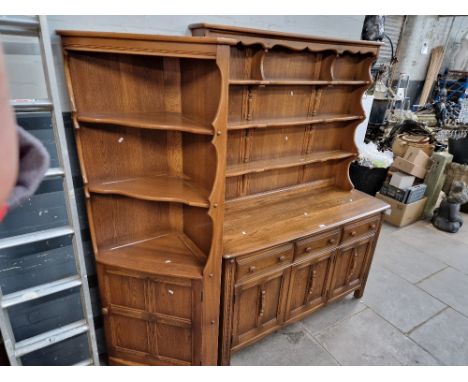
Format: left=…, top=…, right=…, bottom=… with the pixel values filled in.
left=342, top=215, right=380, bottom=243
left=236, top=243, right=293, bottom=281
left=294, top=229, right=341, bottom=261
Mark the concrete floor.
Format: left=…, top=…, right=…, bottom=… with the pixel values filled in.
left=232, top=217, right=468, bottom=366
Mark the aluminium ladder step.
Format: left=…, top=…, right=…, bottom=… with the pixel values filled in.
left=11, top=99, right=53, bottom=112
left=0, top=226, right=74, bottom=250
left=45, top=167, right=65, bottom=178
left=14, top=319, right=89, bottom=358
left=73, top=358, right=93, bottom=366
left=0, top=16, right=39, bottom=37
left=1, top=275, right=82, bottom=308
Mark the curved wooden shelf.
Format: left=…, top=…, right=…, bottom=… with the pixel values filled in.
left=229, top=80, right=370, bottom=86
left=97, top=231, right=205, bottom=279
left=228, top=114, right=363, bottom=130
left=77, top=112, right=213, bottom=135
left=88, top=174, right=210, bottom=208
left=226, top=150, right=356, bottom=177
left=223, top=188, right=389, bottom=257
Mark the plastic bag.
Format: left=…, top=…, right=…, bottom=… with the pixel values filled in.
left=357, top=141, right=393, bottom=169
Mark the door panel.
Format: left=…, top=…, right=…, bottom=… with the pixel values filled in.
left=328, top=237, right=374, bottom=301
left=232, top=267, right=290, bottom=348
left=285, top=251, right=334, bottom=321
left=100, top=267, right=198, bottom=365
left=106, top=272, right=146, bottom=310
left=110, top=315, right=150, bottom=354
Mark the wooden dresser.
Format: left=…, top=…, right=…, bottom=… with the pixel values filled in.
left=59, top=26, right=389, bottom=366
left=59, top=31, right=235, bottom=365
left=190, top=24, right=390, bottom=365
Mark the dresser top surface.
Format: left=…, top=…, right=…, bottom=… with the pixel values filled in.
left=57, top=29, right=237, bottom=46
left=223, top=189, right=389, bottom=258
left=189, top=22, right=383, bottom=48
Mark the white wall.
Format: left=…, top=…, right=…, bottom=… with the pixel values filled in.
left=2, top=15, right=365, bottom=111
left=396, top=15, right=468, bottom=81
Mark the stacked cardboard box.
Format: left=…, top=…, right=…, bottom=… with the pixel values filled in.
left=376, top=147, right=430, bottom=227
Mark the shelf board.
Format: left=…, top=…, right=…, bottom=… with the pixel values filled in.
left=228, top=114, right=363, bottom=130
left=88, top=174, right=210, bottom=208
left=226, top=150, right=356, bottom=177
left=77, top=112, right=213, bottom=135
left=223, top=187, right=389, bottom=257
left=97, top=231, right=205, bottom=279
left=229, top=80, right=370, bottom=86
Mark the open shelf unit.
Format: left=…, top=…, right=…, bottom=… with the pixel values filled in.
left=60, top=30, right=233, bottom=366
left=76, top=112, right=214, bottom=135
left=191, top=23, right=389, bottom=366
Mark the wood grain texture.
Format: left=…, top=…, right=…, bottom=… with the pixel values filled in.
left=88, top=175, right=210, bottom=207
left=223, top=188, right=388, bottom=257
left=228, top=114, right=363, bottom=130
left=191, top=24, right=388, bottom=366
left=77, top=112, right=213, bottom=135
left=61, top=31, right=231, bottom=365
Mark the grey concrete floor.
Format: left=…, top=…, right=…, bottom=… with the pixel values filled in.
left=232, top=217, right=468, bottom=366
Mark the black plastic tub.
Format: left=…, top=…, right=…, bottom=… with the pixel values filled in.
left=349, top=162, right=389, bottom=196
left=449, top=136, right=468, bottom=165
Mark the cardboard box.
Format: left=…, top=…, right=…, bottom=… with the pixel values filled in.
left=404, top=147, right=431, bottom=169
left=376, top=192, right=427, bottom=227
left=393, top=156, right=428, bottom=179
left=389, top=172, right=415, bottom=189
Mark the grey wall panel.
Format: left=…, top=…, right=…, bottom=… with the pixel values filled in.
left=0, top=188, right=68, bottom=239
left=8, top=284, right=101, bottom=342
left=9, top=287, right=84, bottom=342
left=0, top=235, right=76, bottom=295
left=16, top=113, right=60, bottom=168
left=21, top=332, right=90, bottom=366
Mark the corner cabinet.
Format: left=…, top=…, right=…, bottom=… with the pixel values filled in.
left=59, top=31, right=235, bottom=365
left=190, top=24, right=390, bottom=365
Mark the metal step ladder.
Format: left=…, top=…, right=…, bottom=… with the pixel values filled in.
left=0, top=16, right=99, bottom=366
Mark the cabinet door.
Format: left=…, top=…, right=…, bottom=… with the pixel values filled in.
left=285, top=250, right=335, bottom=322
left=328, top=236, right=374, bottom=302
left=231, top=266, right=290, bottom=350
left=98, top=265, right=200, bottom=365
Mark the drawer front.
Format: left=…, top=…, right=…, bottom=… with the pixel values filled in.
left=342, top=215, right=380, bottom=243
left=294, top=229, right=341, bottom=261
left=236, top=244, right=293, bottom=282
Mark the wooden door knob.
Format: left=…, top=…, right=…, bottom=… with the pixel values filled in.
left=279, top=255, right=286, bottom=262
left=305, top=247, right=312, bottom=253
left=370, top=223, right=376, bottom=229
left=328, top=238, right=336, bottom=244
left=350, top=231, right=357, bottom=236
left=102, top=307, right=109, bottom=315
left=249, top=266, right=256, bottom=273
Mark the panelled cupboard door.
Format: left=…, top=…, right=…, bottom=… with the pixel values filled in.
left=285, top=250, right=335, bottom=322
left=231, top=267, right=290, bottom=349
left=99, top=266, right=201, bottom=366
left=328, top=236, right=374, bottom=302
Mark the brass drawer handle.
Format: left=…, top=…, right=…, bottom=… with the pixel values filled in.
left=259, top=290, right=266, bottom=317
left=249, top=266, right=256, bottom=273
left=347, top=249, right=359, bottom=283
left=308, top=268, right=317, bottom=295
left=279, top=255, right=286, bottom=262
left=328, top=238, right=336, bottom=244
left=305, top=247, right=312, bottom=253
